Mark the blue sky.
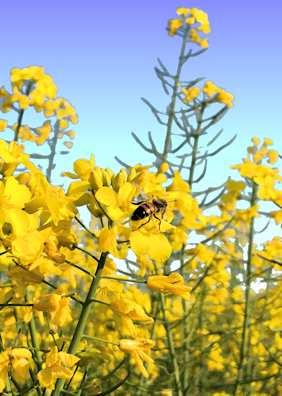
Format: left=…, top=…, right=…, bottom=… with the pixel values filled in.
left=1, top=1, right=281, bottom=183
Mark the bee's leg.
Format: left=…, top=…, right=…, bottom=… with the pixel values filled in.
left=131, top=200, right=147, bottom=205
left=135, top=216, right=152, bottom=230
left=154, top=208, right=166, bottom=230
left=153, top=213, right=162, bottom=230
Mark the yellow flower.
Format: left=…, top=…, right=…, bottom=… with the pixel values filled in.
left=182, top=86, right=200, bottom=103
left=119, top=339, right=154, bottom=378
left=64, top=157, right=95, bottom=181
left=267, top=307, right=282, bottom=331
left=111, top=296, right=153, bottom=335
left=203, top=80, right=219, bottom=97
left=0, top=176, right=31, bottom=209
left=207, top=345, right=225, bottom=371
left=8, top=266, right=43, bottom=285
left=160, top=390, right=173, bottom=396
left=203, top=81, right=234, bottom=107
left=0, top=348, right=32, bottom=392
left=263, top=137, right=273, bottom=146
left=11, top=87, right=30, bottom=109
left=168, top=18, right=183, bottom=36
left=11, top=230, right=46, bottom=264
left=189, top=28, right=202, bottom=46
left=130, top=230, right=172, bottom=263
left=37, top=348, right=79, bottom=390
left=0, top=87, right=12, bottom=112
left=0, top=140, right=30, bottom=176
left=24, top=169, right=76, bottom=226
left=34, top=293, right=72, bottom=327
left=251, top=136, right=261, bottom=146
left=147, top=273, right=191, bottom=300
left=33, top=120, right=52, bottom=145
left=200, top=38, right=209, bottom=48
left=159, top=162, right=169, bottom=173
left=186, top=16, right=195, bottom=25
left=267, top=150, right=279, bottom=164
left=176, top=7, right=190, bottom=16
left=217, top=89, right=234, bottom=107
left=95, top=182, right=136, bottom=221
left=10, top=66, right=58, bottom=115
left=0, top=119, right=7, bottom=132
left=98, top=226, right=128, bottom=258
left=167, top=171, right=190, bottom=192
left=190, top=7, right=210, bottom=27
left=0, top=351, right=10, bottom=392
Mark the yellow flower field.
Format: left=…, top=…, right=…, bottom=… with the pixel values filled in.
left=0, top=5, right=281, bottom=396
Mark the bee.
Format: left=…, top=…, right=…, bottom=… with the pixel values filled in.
left=131, top=198, right=168, bottom=229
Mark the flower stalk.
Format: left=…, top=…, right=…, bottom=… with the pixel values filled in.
left=233, top=183, right=257, bottom=395
left=162, top=27, right=189, bottom=162
left=52, top=251, right=108, bottom=396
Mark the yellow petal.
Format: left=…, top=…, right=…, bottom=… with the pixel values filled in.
left=58, top=351, right=80, bottom=368
left=95, top=186, right=118, bottom=206
left=130, top=231, right=172, bottom=263
left=4, top=177, right=31, bottom=208
left=37, top=367, right=55, bottom=389
left=12, top=230, right=44, bottom=264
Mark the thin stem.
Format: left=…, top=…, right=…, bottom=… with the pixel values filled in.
left=188, top=134, right=200, bottom=186
left=73, top=245, right=99, bottom=262
left=160, top=294, right=183, bottom=396
left=65, top=259, right=93, bottom=277
left=52, top=252, right=108, bottom=396
left=46, top=121, right=59, bottom=182
left=233, top=183, right=257, bottom=395
left=180, top=244, right=190, bottom=393
left=162, top=28, right=188, bottom=162
left=74, top=216, right=96, bottom=239
left=0, top=303, right=33, bottom=307
left=28, top=316, right=43, bottom=369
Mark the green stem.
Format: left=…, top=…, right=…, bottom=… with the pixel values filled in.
left=180, top=118, right=201, bottom=393
left=0, top=303, right=33, bottom=307
left=233, top=183, right=257, bottom=395
left=52, top=252, right=108, bottom=396
left=162, top=28, right=188, bottom=162
left=46, top=121, right=60, bottom=182
left=180, top=245, right=190, bottom=393
left=74, top=216, right=96, bottom=239
left=193, top=289, right=205, bottom=394
left=14, top=109, right=25, bottom=142
left=28, top=316, right=43, bottom=369
left=188, top=134, right=200, bottom=187
left=73, top=245, right=99, bottom=262
left=160, top=294, right=183, bottom=396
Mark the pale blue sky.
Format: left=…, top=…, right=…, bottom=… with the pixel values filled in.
left=1, top=1, right=281, bottom=184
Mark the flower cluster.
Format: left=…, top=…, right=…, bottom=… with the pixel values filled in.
left=168, top=7, right=211, bottom=48
left=0, top=66, right=77, bottom=147
left=233, top=136, right=281, bottom=203
left=182, top=80, right=234, bottom=107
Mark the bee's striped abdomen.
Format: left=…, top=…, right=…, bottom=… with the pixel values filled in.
left=131, top=203, right=152, bottom=221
